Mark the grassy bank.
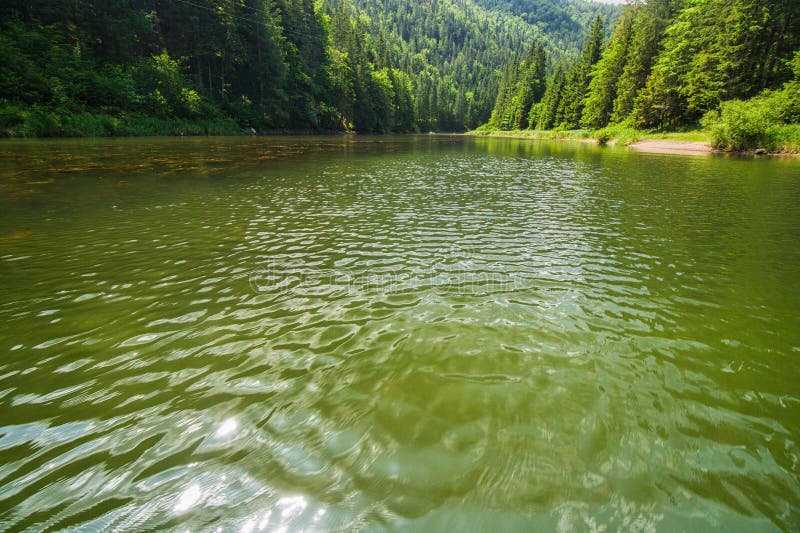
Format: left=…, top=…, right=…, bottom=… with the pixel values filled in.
left=469, top=126, right=710, bottom=146
left=471, top=125, right=800, bottom=153
left=0, top=107, right=243, bottom=138
left=469, top=128, right=595, bottom=142
left=767, top=125, right=800, bottom=152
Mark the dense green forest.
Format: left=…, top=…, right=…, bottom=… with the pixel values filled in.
left=485, top=0, right=800, bottom=150
left=0, top=0, right=616, bottom=136
left=346, top=0, right=617, bottom=131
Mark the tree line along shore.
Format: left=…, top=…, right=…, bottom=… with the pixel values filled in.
left=2, top=0, right=800, bottom=153
left=0, top=0, right=615, bottom=138
left=479, top=0, right=800, bottom=153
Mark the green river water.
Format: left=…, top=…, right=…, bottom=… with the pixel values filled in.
left=0, top=135, right=799, bottom=531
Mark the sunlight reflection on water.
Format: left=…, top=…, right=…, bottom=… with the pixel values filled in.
left=0, top=136, right=799, bottom=530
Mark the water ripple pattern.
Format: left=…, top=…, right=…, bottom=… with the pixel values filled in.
left=1, top=136, right=799, bottom=531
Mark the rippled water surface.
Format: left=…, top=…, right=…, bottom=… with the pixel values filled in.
left=1, top=135, right=800, bottom=531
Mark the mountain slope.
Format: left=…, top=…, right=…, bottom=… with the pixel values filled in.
left=0, top=0, right=619, bottom=135
left=472, top=0, right=619, bottom=50
left=344, top=0, right=620, bottom=129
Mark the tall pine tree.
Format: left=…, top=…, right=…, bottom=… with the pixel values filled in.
left=581, top=5, right=637, bottom=129
left=556, top=16, right=604, bottom=129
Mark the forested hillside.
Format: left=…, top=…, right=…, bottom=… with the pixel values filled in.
left=485, top=0, right=800, bottom=150
left=0, top=0, right=616, bottom=137
left=473, top=0, right=617, bottom=52
left=346, top=0, right=619, bottom=130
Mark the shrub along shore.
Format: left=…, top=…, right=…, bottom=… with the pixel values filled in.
left=0, top=109, right=353, bottom=138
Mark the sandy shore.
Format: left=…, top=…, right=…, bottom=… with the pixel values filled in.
left=628, top=139, right=713, bottom=155
left=468, top=131, right=720, bottom=155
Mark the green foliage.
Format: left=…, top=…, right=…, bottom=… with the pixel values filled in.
left=536, top=64, right=567, bottom=130
left=484, top=13, right=606, bottom=133
left=471, top=0, right=619, bottom=51
left=484, top=15, right=605, bottom=133
left=0, top=105, right=240, bottom=138
left=483, top=0, right=800, bottom=152
left=594, top=128, right=612, bottom=145
left=22, top=106, right=63, bottom=137
left=0, top=105, right=25, bottom=137
left=581, top=6, right=637, bottom=129
left=769, top=124, right=800, bottom=152
left=556, top=16, right=605, bottom=129
left=511, top=44, right=548, bottom=129
left=703, top=68, right=800, bottom=151
left=487, top=60, right=520, bottom=130
left=115, top=117, right=240, bottom=137
left=593, top=123, right=641, bottom=146
left=0, top=0, right=620, bottom=136
left=702, top=99, right=780, bottom=151
left=324, top=3, right=417, bottom=132
left=344, top=0, right=617, bottom=131
left=8, top=0, right=800, bottom=141
left=612, top=0, right=675, bottom=123
left=633, top=0, right=800, bottom=128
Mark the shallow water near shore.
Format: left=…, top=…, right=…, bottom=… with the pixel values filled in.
left=1, top=135, right=799, bottom=530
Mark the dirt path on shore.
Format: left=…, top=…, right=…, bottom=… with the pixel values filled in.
left=628, top=139, right=713, bottom=155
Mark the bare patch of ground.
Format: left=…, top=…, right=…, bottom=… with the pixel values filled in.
left=628, top=139, right=713, bottom=155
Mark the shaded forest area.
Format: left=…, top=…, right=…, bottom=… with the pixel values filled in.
left=0, top=0, right=616, bottom=136
left=485, top=0, right=800, bottom=151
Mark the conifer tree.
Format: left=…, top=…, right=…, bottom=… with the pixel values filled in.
left=581, top=5, right=637, bottom=129
left=556, top=16, right=604, bottom=129
left=632, top=0, right=800, bottom=128
left=511, top=43, right=548, bottom=129
left=535, top=64, right=567, bottom=130
left=611, top=0, right=675, bottom=123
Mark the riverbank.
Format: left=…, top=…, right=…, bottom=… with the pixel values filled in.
left=468, top=126, right=800, bottom=155
left=0, top=109, right=388, bottom=138
left=627, top=139, right=712, bottom=155
left=467, top=128, right=715, bottom=154
left=0, top=111, right=243, bottom=138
